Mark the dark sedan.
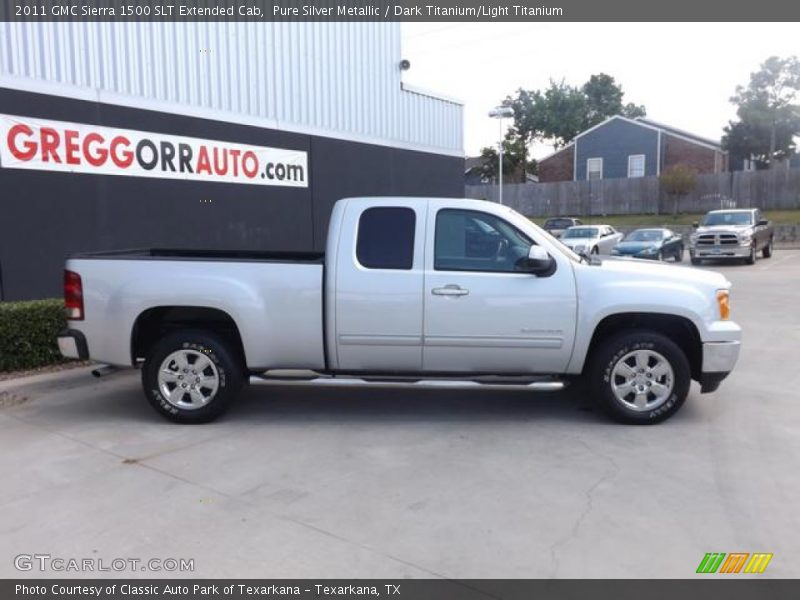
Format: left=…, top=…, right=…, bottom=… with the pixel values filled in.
left=611, top=228, right=684, bottom=261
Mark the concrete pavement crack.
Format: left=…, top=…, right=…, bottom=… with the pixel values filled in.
left=3, top=412, right=458, bottom=579
left=548, top=437, right=620, bottom=578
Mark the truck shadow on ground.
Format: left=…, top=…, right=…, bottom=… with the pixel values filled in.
left=227, top=383, right=600, bottom=426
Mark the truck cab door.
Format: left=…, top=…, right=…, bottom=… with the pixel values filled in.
left=329, top=199, right=427, bottom=371
left=422, top=203, right=577, bottom=374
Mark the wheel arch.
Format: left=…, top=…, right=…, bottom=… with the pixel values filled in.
left=582, top=312, right=702, bottom=381
left=131, top=306, right=246, bottom=367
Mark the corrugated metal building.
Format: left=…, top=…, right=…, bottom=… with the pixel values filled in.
left=0, top=22, right=464, bottom=300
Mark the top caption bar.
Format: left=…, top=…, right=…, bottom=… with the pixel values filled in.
left=2, top=0, right=799, bottom=21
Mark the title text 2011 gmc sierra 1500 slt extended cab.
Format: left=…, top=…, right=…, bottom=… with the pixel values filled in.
left=57, top=197, right=741, bottom=425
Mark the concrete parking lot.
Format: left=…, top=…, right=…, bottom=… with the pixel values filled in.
left=1, top=252, right=799, bottom=579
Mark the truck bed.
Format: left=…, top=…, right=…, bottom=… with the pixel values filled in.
left=70, top=248, right=325, bottom=263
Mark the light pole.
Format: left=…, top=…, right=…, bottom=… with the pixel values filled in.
left=488, top=105, right=514, bottom=205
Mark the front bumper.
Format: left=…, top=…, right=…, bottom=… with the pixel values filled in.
left=57, top=328, right=89, bottom=360
left=699, top=340, right=741, bottom=393
left=690, top=244, right=751, bottom=259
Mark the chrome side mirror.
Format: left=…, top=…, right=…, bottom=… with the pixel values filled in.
left=523, top=245, right=555, bottom=276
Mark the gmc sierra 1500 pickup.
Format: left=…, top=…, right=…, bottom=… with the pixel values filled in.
left=58, top=197, right=741, bottom=424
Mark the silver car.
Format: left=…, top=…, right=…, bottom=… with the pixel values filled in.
left=560, top=225, right=624, bottom=255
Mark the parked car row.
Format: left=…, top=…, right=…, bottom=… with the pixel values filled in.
left=543, top=208, right=774, bottom=265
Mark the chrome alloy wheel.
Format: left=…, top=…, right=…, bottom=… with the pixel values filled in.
left=157, top=349, right=220, bottom=410
left=610, top=349, right=674, bottom=412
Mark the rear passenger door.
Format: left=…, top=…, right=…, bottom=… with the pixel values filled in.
left=332, top=200, right=427, bottom=371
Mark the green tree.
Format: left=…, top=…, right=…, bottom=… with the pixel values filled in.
left=723, top=56, right=800, bottom=168
left=660, top=164, right=697, bottom=216
left=539, top=79, right=589, bottom=149
left=478, top=132, right=535, bottom=183
left=500, top=73, right=646, bottom=158
left=500, top=89, right=545, bottom=180
left=582, top=73, right=646, bottom=129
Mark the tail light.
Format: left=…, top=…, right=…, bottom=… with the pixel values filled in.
left=64, top=269, right=84, bottom=320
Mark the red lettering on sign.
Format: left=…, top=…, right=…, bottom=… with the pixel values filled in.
left=83, top=133, right=108, bottom=167
left=229, top=149, right=241, bottom=177
left=212, top=148, right=228, bottom=175
left=40, top=127, right=61, bottom=163
left=242, top=151, right=258, bottom=178
left=110, top=136, right=133, bottom=168
left=64, top=129, right=80, bottom=165
left=196, top=145, right=212, bottom=174
left=7, top=123, right=37, bottom=161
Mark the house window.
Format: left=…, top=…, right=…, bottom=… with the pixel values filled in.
left=628, top=154, right=646, bottom=178
left=586, top=158, right=603, bottom=180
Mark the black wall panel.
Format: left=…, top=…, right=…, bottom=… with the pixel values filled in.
left=0, top=88, right=464, bottom=300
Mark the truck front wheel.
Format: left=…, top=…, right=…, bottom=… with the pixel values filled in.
left=142, top=330, right=243, bottom=423
left=762, top=238, right=773, bottom=258
left=587, top=330, right=691, bottom=424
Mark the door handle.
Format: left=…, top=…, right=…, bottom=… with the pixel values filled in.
left=432, top=284, right=469, bottom=296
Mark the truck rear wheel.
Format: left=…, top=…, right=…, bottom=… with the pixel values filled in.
left=142, top=330, right=243, bottom=423
left=587, top=330, right=690, bottom=424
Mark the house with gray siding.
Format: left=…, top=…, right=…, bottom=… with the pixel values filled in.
left=538, top=116, right=727, bottom=183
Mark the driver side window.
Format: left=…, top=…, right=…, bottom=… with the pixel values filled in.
left=434, top=209, right=533, bottom=272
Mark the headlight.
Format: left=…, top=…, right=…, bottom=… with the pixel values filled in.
left=739, top=232, right=752, bottom=244
left=611, top=248, right=620, bottom=255
left=641, top=246, right=658, bottom=254
left=716, top=290, right=730, bottom=321
left=574, top=244, right=585, bottom=252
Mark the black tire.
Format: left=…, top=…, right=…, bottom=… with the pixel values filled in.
left=141, top=330, right=243, bottom=423
left=586, top=330, right=691, bottom=425
left=591, top=246, right=599, bottom=255
left=745, top=244, right=756, bottom=265
left=762, top=238, right=773, bottom=258
left=674, top=245, right=683, bottom=262
left=691, top=257, right=702, bottom=266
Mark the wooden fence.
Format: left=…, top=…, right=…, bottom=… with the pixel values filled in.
left=465, top=167, right=800, bottom=216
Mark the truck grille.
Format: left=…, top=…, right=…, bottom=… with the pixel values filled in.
left=697, top=233, right=739, bottom=246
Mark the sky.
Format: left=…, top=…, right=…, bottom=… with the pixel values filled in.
left=400, top=23, right=800, bottom=158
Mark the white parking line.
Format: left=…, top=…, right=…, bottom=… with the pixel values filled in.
left=757, top=251, right=800, bottom=270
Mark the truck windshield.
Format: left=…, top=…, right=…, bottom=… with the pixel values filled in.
left=702, top=212, right=752, bottom=226
left=545, top=218, right=574, bottom=229
left=563, top=227, right=598, bottom=238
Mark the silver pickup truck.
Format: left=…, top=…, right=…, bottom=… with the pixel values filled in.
left=58, top=197, right=741, bottom=425
left=690, top=208, right=774, bottom=265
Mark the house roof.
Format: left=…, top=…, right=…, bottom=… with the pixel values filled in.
left=572, top=115, right=724, bottom=152
left=634, top=117, right=722, bottom=149
left=537, top=143, right=574, bottom=164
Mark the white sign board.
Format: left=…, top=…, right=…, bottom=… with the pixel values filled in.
left=0, top=114, right=308, bottom=188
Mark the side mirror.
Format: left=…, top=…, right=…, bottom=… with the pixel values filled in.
left=692, top=222, right=699, bottom=229
left=757, top=219, right=769, bottom=227
left=521, top=245, right=555, bottom=275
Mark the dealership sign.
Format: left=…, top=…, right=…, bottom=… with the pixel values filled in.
left=0, top=114, right=308, bottom=187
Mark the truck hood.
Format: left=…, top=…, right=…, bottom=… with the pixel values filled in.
left=588, top=256, right=730, bottom=291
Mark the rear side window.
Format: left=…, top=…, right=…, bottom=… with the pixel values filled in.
left=356, top=207, right=416, bottom=270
